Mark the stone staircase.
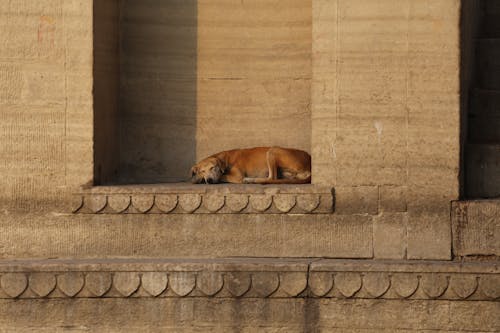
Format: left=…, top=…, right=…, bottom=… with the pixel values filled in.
left=466, top=0, right=500, bottom=198
left=0, top=258, right=498, bottom=332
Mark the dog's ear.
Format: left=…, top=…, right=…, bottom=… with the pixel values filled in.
left=215, top=158, right=226, bottom=172
left=190, top=166, right=199, bottom=183
left=190, top=166, right=198, bottom=176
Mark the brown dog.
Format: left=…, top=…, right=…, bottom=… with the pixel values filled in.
left=190, top=147, right=311, bottom=184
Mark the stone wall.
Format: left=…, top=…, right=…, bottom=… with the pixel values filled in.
left=0, top=1, right=498, bottom=331
left=0, top=0, right=486, bottom=259
left=0, top=258, right=498, bottom=332
left=312, top=0, right=461, bottom=259
left=118, top=0, right=311, bottom=183
left=0, top=0, right=93, bottom=211
left=119, top=0, right=198, bottom=183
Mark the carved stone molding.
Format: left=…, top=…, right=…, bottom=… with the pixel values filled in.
left=0, top=259, right=497, bottom=300
left=72, top=184, right=334, bottom=214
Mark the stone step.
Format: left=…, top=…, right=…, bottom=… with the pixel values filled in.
left=476, top=39, right=500, bottom=90
left=0, top=258, right=497, bottom=300
left=481, top=0, right=500, bottom=38
left=465, top=144, right=500, bottom=198
left=1, top=258, right=498, bottom=332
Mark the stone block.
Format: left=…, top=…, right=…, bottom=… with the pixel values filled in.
left=373, top=213, right=407, bottom=259
left=452, top=200, right=500, bottom=257
left=20, top=69, right=66, bottom=105
left=405, top=185, right=455, bottom=260
left=0, top=212, right=373, bottom=259
left=72, top=184, right=334, bottom=214
left=0, top=297, right=498, bottom=332
left=335, top=186, right=378, bottom=215
left=0, top=258, right=497, bottom=300
left=0, top=258, right=497, bottom=330
left=379, top=185, right=407, bottom=212
left=0, top=64, right=23, bottom=102
left=196, top=79, right=311, bottom=162
left=407, top=211, right=451, bottom=260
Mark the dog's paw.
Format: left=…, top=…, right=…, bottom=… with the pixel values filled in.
left=242, top=177, right=254, bottom=184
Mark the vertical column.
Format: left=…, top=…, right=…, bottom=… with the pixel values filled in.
left=64, top=0, right=94, bottom=190
left=406, top=0, right=461, bottom=259
left=311, top=0, right=338, bottom=185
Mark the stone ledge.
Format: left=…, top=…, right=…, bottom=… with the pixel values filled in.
left=72, top=183, right=334, bottom=214
left=0, top=259, right=497, bottom=300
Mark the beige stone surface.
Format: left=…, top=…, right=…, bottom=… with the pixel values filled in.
left=72, top=183, right=334, bottom=214
left=0, top=1, right=498, bottom=330
left=379, top=185, right=407, bottom=212
left=119, top=0, right=311, bottom=183
left=0, top=259, right=497, bottom=331
left=0, top=298, right=498, bottom=332
left=373, top=213, right=407, bottom=259
left=0, top=213, right=373, bottom=259
left=452, top=200, right=500, bottom=257
left=196, top=0, right=312, bottom=163
left=0, top=0, right=93, bottom=212
left=0, top=258, right=497, bottom=300
left=311, top=0, right=461, bottom=259
left=334, top=186, right=378, bottom=215
left=119, top=0, right=198, bottom=183
left=0, top=0, right=473, bottom=261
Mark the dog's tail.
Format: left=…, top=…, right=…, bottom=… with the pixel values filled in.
left=245, top=177, right=311, bottom=185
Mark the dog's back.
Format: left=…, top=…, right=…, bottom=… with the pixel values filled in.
left=193, top=146, right=311, bottom=184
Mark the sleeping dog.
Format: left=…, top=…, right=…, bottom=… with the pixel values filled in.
left=190, top=147, right=311, bottom=184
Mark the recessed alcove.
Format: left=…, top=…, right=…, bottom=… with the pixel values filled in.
left=93, top=0, right=312, bottom=186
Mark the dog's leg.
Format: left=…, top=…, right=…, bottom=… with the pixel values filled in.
left=243, top=177, right=311, bottom=184
left=266, top=148, right=278, bottom=180
left=243, top=148, right=279, bottom=184
left=243, top=148, right=312, bottom=184
left=220, top=171, right=244, bottom=184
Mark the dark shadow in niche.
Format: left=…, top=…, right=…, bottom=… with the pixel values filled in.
left=93, top=0, right=121, bottom=186
left=459, top=0, right=481, bottom=198
left=118, top=0, right=197, bottom=184
left=461, top=0, right=500, bottom=198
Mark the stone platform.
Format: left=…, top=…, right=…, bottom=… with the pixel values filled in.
left=0, top=258, right=498, bottom=332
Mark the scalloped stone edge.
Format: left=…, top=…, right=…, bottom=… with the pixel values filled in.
left=72, top=191, right=334, bottom=214
left=0, top=259, right=497, bottom=300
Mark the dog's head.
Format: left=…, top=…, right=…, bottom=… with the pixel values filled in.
left=190, top=157, right=224, bottom=184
